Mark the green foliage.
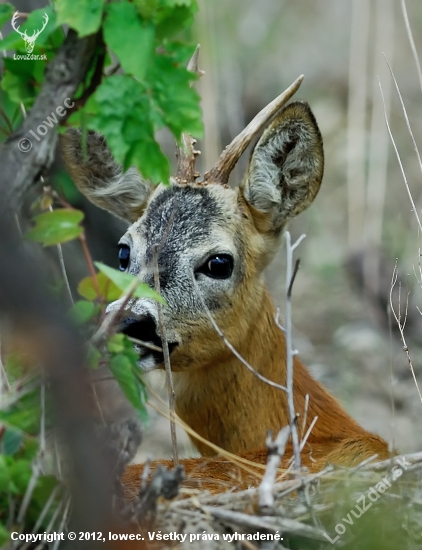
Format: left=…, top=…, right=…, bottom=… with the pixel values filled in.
left=0, top=4, right=14, bottom=27
left=78, top=272, right=121, bottom=302
left=95, top=261, right=165, bottom=302
left=56, top=0, right=105, bottom=37
left=70, top=299, right=98, bottom=325
left=103, top=2, right=155, bottom=82
left=107, top=334, right=148, bottom=420
left=26, top=208, right=84, bottom=246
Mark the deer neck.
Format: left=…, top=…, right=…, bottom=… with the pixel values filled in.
left=173, top=288, right=365, bottom=456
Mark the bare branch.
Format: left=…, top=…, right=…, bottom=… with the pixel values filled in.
left=152, top=245, right=179, bottom=466
left=378, top=77, right=422, bottom=234
left=192, top=278, right=287, bottom=393
left=284, top=231, right=305, bottom=471
left=401, top=0, right=422, bottom=94
left=389, top=261, right=422, bottom=403
left=258, top=426, right=290, bottom=514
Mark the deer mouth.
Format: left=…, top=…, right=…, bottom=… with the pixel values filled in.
left=120, top=316, right=178, bottom=372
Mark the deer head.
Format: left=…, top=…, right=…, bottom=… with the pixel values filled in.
left=60, top=75, right=323, bottom=378
left=11, top=11, right=49, bottom=54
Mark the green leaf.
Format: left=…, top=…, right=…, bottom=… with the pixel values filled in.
left=0, top=455, right=12, bottom=492
left=32, top=475, right=58, bottom=509
left=0, top=523, right=10, bottom=548
left=26, top=209, right=84, bottom=246
left=8, top=459, right=32, bottom=493
left=0, top=389, right=40, bottom=435
left=1, top=71, right=37, bottom=107
left=109, top=354, right=144, bottom=411
left=87, top=345, right=101, bottom=369
left=0, top=4, right=13, bottom=28
left=125, top=138, right=170, bottom=183
left=155, top=3, right=197, bottom=40
left=84, top=75, right=171, bottom=183
left=70, top=300, right=97, bottom=325
left=0, top=428, right=23, bottom=455
left=78, top=272, right=121, bottom=302
left=104, top=2, right=155, bottom=82
left=149, top=52, right=203, bottom=140
left=56, top=0, right=105, bottom=37
left=95, top=262, right=165, bottom=303
left=4, top=353, right=25, bottom=381
left=107, top=333, right=125, bottom=354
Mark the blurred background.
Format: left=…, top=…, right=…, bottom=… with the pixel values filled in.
left=3, top=0, right=422, bottom=459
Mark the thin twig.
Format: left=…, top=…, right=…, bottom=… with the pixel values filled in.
left=91, top=274, right=144, bottom=344
left=378, top=77, right=422, bottom=234
left=284, top=231, right=305, bottom=471
left=152, top=245, right=179, bottom=467
left=387, top=297, right=396, bottom=455
left=79, top=231, right=101, bottom=298
left=300, top=416, right=318, bottom=452
left=385, top=57, right=422, bottom=191
left=192, top=278, right=287, bottom=393
left=127, top=336, right=162, bottom=353
left=51, top=498, right=70, bottom=550
left=258, top=426, right=290, bottom=514
left=16, top=461, right=41, bottom=525
left=39, top=378, right=46, bottom=460
left=201, top=506, right=326, bottom=540
left=401, top=0, right=422, bottom=94
left=301, top=394, right=309, bottom=438
left=389, top=261, right=422, bottom=403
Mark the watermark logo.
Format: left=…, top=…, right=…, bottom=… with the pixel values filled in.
left=11, top=11, right=48, bottom=54
left=323, top=456, right=411, bottom=544
left=18, top=98, right=75, bottom=153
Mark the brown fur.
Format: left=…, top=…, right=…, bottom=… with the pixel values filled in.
left=122, top=289, right=390, bottom=496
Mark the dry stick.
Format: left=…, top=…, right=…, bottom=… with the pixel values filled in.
left=300, top=416, right=318, bottom=452
left=192, top=278, right=287, bottom=393
left=152, top=244, right=179, bottom=467
left=91, top=273, right=144, bottom=344
left=258, top=426, right=290, bottom=514
left=15, top=461, right=42, bottom=532
left=385, top=58, right=422, bottom=200
left=401, top=0, right=422, bottom=95
left=51, top=498, right=71, bottom=550
left=378, top=78, right=422, bottom=234
left=79, top=231, right=101, bottom=298
left=301, top=394, right=309, bottom=438
left=127, top=336, right=162, bottom=353
left=284, top=232, right=306, bottom=472
left=201, top=506, right=326, bottom=541
left=389, top=261, right=422, bottom=403
left=48, top=203, right=73, bottom=306
left=387, top=298, right=396, bottom=455
left=0, top=327, right=11, bottom=407
left=145, top=386, right=267, bottom=476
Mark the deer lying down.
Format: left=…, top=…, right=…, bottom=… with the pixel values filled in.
left=60, top=80, right=390, bottom=496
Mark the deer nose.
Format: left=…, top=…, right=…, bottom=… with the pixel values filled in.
left=120, top=315, right=161, bottom=348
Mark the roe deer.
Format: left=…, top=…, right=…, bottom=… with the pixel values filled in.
left=61, top=75, right=390, bottom=495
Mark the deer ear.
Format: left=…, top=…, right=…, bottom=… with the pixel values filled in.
left=60, top=129, right=153, bottom=223
left=241, top=101, right=324, bottom=233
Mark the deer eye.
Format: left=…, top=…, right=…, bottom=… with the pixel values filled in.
left=118, top=244, right=130, bottom=271
left=197, top=254, right=234, bottom=279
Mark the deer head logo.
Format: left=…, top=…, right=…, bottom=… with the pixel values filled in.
left=11, top=11, right=49, bottom=54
